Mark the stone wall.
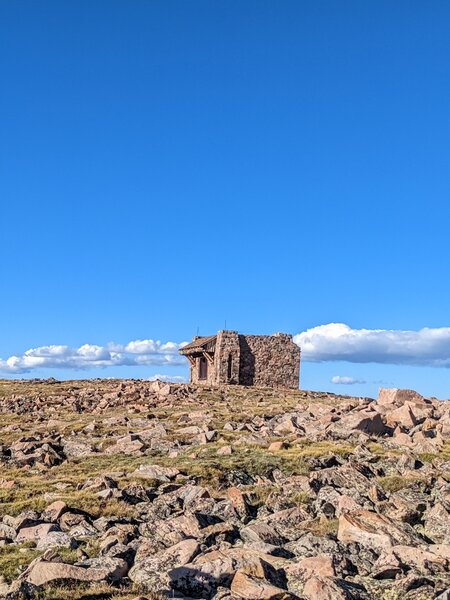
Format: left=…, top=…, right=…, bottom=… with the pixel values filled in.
left=237, top=333, right=300, bottom=389
left=184, top=330, right=300, bottom=389
left=214, top=330, right=240, bottom=385
left=189, top=356, right=215, bottom=386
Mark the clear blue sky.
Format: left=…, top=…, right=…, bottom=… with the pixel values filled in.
left=1, top=1, right=450, bottom=398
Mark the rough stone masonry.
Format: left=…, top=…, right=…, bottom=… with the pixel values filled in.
left=179, top=330, right=301, bottom=388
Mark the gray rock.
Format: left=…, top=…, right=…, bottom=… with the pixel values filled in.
left=36, top=531, right=75, bottom=551
left=129, top=538, right=200, bottom=590
left=424, top=503, right=450, bottom=543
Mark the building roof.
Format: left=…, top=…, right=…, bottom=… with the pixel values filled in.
left=179, top=334, right=217, bottom=355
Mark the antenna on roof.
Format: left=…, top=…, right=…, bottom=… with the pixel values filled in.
left=224, top=320, right=227, bottom=330
left=196, top=326, right=199, bottom=336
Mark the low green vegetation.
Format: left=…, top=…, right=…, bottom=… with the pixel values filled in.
left=301, top=517, right=339, bottom=536
left=376, top=473, right=427, bottom=493
left=0, top=543, right=41, bottom=583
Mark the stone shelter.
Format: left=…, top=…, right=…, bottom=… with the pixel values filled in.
left=179, top=330, right=300, bottom=389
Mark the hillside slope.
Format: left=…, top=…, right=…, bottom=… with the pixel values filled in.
left=0, top=379, right=449, bottom=599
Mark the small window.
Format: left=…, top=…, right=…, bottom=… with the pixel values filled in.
left=199, top=356, right=208, bottom=380
left=227, top=354, right=233, bottom=380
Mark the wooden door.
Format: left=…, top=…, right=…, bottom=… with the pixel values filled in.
left=199, top=356, right=208, bottom=380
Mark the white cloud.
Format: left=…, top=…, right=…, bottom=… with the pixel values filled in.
left=0, top=338, right=185, bottom=374
left=331, top=375, right=366, bottom=385
left=147, top=374, right=188, bottom=383
left=294, top=323, right=450, bottom=367
left=4, top=322, right=450, bottom=375
left=24, top=345, right=71, bottom=358
left=124, top=340, right=159, bottom=354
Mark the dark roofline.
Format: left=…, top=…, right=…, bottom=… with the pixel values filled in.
left=179, top=334, right=217, bottom=355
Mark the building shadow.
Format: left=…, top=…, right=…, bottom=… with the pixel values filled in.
left=238, top=335, right=255, bottom=386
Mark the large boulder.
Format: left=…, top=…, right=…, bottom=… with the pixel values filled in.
left=41, top=501, right=67, bottom=523
left=241, top=522, right=287, bottom=547
left=302, top=576, right=368, bottom=600
left=385, top=403, right=420, bottom=429
left=424, top=503, right=450, bottom=543
left=35, top=531, right=75, bottom=551
left=169, top=548, right=288, bottom=599
left=132, top=464, right=180, bottom=481
left=129, top=538, right=200, bottom=589
left=169, top=552, right=236, bottom=598
left=285, top=554, right=336, bottom=581
left=104, top=434, right=145, bottom=455
left=309, top=464, right=377, bottom=506
left=62, top=439, right=94, bottom=458
left=337, top=509, right=423, bottom=551
left=23, top=560, right=105, bottom=586
left=16, top=523, right=56, bottom=544
left=137, top=513, right=206, bottom=549
left=375, top=545, right=449, bottom=576
left=328, top=410, right=385, bottom=438
left=377, top=388, right=429, bottom=408
left=230, top=570, right=293, bottom=599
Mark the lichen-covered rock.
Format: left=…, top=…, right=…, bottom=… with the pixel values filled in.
left=337, top=509, right=423, bottom=551
left=129, top=538, right=200, bottom=589
left=424, top=503, right=450, bottom=543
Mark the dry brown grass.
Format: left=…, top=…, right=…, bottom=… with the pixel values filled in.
left=36, top=583, right=165, bottom=599
left=300, top=517, right=339, bottom=536
left=0, top=542, right=41, bottom=583
left=376, top=473, right=429, bottom=493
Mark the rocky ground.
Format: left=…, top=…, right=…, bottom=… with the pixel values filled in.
left=0, top=379, right=449, bottom=600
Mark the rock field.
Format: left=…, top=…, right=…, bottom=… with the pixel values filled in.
left=0, top=378, right=449, bottom=599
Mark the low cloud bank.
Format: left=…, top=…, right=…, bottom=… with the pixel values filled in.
left=147, top=374, right=188, bottom=384
left=0, top=340, right=186, bottom=374
left=294, top=323, right=450, bottom=367
left=2, top=322, right=450, bottom=374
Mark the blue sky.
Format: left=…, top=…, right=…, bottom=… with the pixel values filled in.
left=1, top=1, right=450, bottom=398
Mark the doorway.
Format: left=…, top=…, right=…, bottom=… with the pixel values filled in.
left=198, top=356, right=208, bottom=380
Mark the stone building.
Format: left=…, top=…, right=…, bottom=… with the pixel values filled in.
left=179, top=330, right=300, bottom=389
